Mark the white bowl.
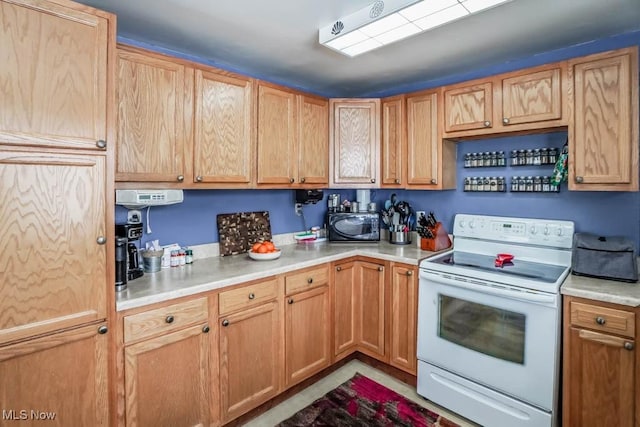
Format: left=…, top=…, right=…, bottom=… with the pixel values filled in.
left=248, top=249, right=282, bottom=261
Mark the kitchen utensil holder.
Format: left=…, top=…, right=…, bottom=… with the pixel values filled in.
left=390, top=230, right=412, bottom=245
left=420, top=222, right=452, bottom=252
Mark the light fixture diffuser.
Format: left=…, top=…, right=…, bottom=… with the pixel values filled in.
left=319, top=0, right=513, bottom=57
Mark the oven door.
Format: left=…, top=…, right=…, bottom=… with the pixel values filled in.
left=417, top=269, right=560, bottom=411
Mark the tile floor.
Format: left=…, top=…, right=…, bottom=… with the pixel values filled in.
left=243, top=360, right=478, bottom=426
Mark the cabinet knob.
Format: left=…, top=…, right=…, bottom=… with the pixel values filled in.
left=624, top=342, right=634, bottom=351
left=202, top=325, right=210, bottom=333
left=289, top=178, right=295, bottom=184
left=378, top=266, right=384, bottom=272
left=300, top=177, right=306, bottom=183
left=222, top=319, right=229, bottom=327
left=96, top=236, right=106, bottom=245
left=370, top=178, right=376, bottom=183
left=394, top=179, right=400, bottom=184
left=307, top=278, right=313, bottom=284
left=502, top=118, right=510, bottom=125
left=248, top=292, right=255, bottom=300
left=595, top=316, right=606, bottom=325
left=177, top=175, right=184, bottom=182
left=288, top=298, right=294, bottom=304
left=483, top=120, right=491, bottom=127
left=430, top=178, right=437, bottom=184
left=196, top=175, right=203, bottom=182
left=165, top=315, right=174, bottom=324
left=336, top=266, right=342, bottom=271
left=576, top=176, right=584, bottom=183
left=406, top=270, right=413, bottom=276
left=97, top=325, right=108, bottom=335
left=96, top=139, right=107, bottom=149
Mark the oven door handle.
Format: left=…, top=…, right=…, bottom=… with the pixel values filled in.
left=421, top=271, right=557, bottom=305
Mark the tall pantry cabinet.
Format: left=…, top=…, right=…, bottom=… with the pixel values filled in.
left=0, top=0, right=116, bottom=425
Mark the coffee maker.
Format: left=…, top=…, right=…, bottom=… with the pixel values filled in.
left=116, top=222, right=144, bottom=284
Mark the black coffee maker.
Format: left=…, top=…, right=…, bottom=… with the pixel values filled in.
left=116, top=222, right=144, bottom=286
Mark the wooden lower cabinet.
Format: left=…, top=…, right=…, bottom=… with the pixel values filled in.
left=389, top=264, right=418, bottom=374
left=333, top=260, right=386, bottom=361
left=0, top=323, right=109, bottom=426
left=284, top=285, right=331, bottom=387
left=123, top=323, right=211, bottom=427
left=219, top=301, right=280, bottom=423
left=563, top=297, right=637, bottom=427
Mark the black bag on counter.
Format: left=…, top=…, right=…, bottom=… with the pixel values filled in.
left=572, top=233, right=638, bottom=283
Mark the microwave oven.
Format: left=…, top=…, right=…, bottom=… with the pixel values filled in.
left=328, top=212, right=380, bottom=242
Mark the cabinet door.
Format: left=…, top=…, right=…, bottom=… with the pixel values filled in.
left=501, top=67, right=562, bottom=126
left=219, top=301, right=280, bottom=422
left=330, top=99, right=380, bottom=187
left=257, top=85, right=297, bottom=185
left=569, top=48, right=638, bottom=191
left=0, top=150, right=106, bottom=345
left=564, top=328, right=634, bottom=427
left=444, top=82, right=493, bottom=133
left=358, top=261, right=386, bottom=359
left=334, top=262, right=358, bottom=357
left=0, top=0, right=110, bottom=150
left=381, top=96, right=405, bottom=187
left=285, top=286, right=330, bottom=387
left=194, top=70, right=254, bottom=185
left=407, top=91, right=439, bottom=186
left=389, top=265, right=417, bottom=374
left=124, top=324, right=211, bottom=427
left=298, top=96, right=329, bottom=185
left=0, top=323, right=108, bottom=426
left=116, top=48, right=186, bottom=182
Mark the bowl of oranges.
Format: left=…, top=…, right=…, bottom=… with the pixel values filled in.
left=248, top=240, right=281, bottom=261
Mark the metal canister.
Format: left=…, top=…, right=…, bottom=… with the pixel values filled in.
left=185, top=248, right=193, bottom=264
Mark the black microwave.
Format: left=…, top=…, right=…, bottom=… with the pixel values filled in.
left=328, top=212, right=380, bottom=242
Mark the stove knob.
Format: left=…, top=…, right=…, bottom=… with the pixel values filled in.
left=459, top=220, right=466, bottom=228
left=469, top=220, right=475, bottom=229
left=530, top=225, right=537, bottom=235
left=557, top=228, right=563, bottom=236
left=544, top=226, right=550, bottom=235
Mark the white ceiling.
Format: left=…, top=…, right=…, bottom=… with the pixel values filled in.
left=78, top=0, right=640, bottom=97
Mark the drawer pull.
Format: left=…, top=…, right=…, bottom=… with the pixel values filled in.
left=177, top=175, right=184, bottom=182
left=288, top=298, right=294, bottom=304
left=378, top=266, right=384, bottom=272
left=336, top=266, right=342, bottom=271
left=222, top=319, right=229, bottom=327
left=484, top=120, right=491, bottom=127
left=97, top=325, right=108, bottom=335
left=248, top=293, right=255, bottom=300
left=406, top=270, right=413, bottom=276
left=202, top=325, right=210, bottom=333
left=595, top=316, right=606, bottom=325
left=96, top=139, right=107, bottom=149
left=502, top=117, right=510, bottom=125
left=307, top=278, right=313, bottom=284
left=624, top=342, right=634, bottom=351
left=165, top=315, right=174, bottom=324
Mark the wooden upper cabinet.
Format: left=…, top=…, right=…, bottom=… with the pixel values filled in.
left=0, top=0, right=112, bottom=151
left=193, top=69, right=254, bottom=185
left=257, top=84, right=298, bottom=185
left=0, top=149, right=107, bottom=345
left=406, top=90, right=439, bottom=187
left=0, top=323, right=109, bottom=426
left=443, top=82, right=493, bottom=133
left=381, top=96, right=405, bottom=187
left=298, top=96, right=329, bottom=185
left=568, top=47, right=638, bottom=191
left=501, top=67, right=562, bottom=126
left=116, top=47, right=187, bottom=182
left=330, top=99, right=380, bottom=187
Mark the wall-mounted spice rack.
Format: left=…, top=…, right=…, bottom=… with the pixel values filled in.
left=464, top=151, right=507, bottom=168
left=463, top=176, right=507, bottom=192
left=510, top=176, right=560, bottom=193
left=509, top=148, right=558, bottom=166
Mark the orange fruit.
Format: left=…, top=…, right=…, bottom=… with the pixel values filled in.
left=256, top=245, right=268, bottom=254
left=251, top=242, right=262, bottom=252
left=263, top=241, right=275, bottom=251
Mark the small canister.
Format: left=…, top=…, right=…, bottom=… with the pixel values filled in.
left=497, top=177, right=506, bottom=192
left=464, top=177, right=471, bottom=192
left=185, top=248, right=193, bottom=264
left=170, top=250, right=179, bottom=267
left=497, top=151, right=506, bottom=167
left=533, top=176, right=542, bottom=192
left=511, top=176, right=519, bottom=192
left=510, top=150, right=519, bottom=166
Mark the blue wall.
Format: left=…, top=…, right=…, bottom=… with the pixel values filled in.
left=117, top=31, right=640, bottom=249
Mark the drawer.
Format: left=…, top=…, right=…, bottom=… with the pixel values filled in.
left=285, top=265, right=329, bottom=295
left=124, top=297, right=209, bottom=343
left=219, top=278, right=278, bottom=316
left=570, top=301, right=635, bottom=338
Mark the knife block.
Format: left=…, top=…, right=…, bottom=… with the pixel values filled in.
left=420, top=222, right=452, bottom=252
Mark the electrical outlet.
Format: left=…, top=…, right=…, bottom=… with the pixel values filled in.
left=127, top=209, right=142, bottom=223
left=294, top=203, right=303, bottom=216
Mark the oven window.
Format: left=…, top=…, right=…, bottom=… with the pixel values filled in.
left=438, top=294, right=525, bottom=364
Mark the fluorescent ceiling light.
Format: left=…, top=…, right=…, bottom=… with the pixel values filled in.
left=319, top=0, right=513, bottom=57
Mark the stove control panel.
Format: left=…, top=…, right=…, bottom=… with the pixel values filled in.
left=454, top=214, right=574, bottom=248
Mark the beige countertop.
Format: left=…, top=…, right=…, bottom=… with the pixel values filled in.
left=561, top=272, right=640, bottom=307
left=116, top=241, right=440, bottom=311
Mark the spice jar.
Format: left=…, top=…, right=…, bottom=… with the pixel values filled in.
left=464, top=153, right=471, bottom=168
left=541, top=148, right=549, bottom=165
left=542, top=176, right=550, bottom=192
left=511, top=176, right=519, bottom=192
left=510, top=150, right=519, bottom=166
left=549, top=148, right=558, bottom=164
left=525, top=176, right=534, bottom=192
left=483, top=152, right=491, bottom=167
left=471, top=177, right=478, bottom=192
left=483, top=177, right=491, bottom=192
left=518, top=176, right=527, bottom=192
left=525, top=150, right=534, bottom=165
left=490, top=152, right=497, bottom=167
left=497, top=151, right=506, bottom=167
left=533, top=176, right=542, bottom=192
left=489, top=176, right=498, bottom=192
left=533, top=149, right=541, bottom=165
left=185, top=248, right=193, bottom=264
left=170, top=250, right=179, bottom=267
left=464, top=177, right=471, bottom=191
left=497, top=177, right=505, bottom=192
left=517, top=150, right=526, bottom=165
